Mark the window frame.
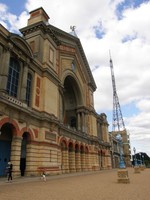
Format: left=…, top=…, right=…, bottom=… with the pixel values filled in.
left=7, top=57, right=20, bottom=98
left=26, top=72, right=33, bottom=106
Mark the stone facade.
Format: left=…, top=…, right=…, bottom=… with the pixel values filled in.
left=0, top=7, right=111, bottom=177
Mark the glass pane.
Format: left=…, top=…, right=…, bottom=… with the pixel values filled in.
left=7, top=58, right=20, bottom=97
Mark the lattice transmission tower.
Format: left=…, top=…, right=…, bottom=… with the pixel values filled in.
left=109, top=53, right=125, bottom=132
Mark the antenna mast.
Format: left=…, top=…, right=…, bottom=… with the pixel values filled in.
left=109, top=51, right=125, bottom=131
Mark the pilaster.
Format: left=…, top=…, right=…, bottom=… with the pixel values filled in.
left=10, top=136, right=22, bottom=177
left=69, top=151, right=76, bottom=172
left=20, top=61, right=29, bottom=102
left=75, top=151, right=81, bottom=172
left=0, top=48, right=11, bottom=91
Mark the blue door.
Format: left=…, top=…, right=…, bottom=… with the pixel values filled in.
left=0, top=141, right=11, bottom=176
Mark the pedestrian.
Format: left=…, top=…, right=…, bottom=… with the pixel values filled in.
left=41, top=171, right=46, bottom=182
left=6, top=161, right=13, bottom=183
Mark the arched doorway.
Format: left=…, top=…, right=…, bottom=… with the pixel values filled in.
left=0, top=123, right=13, bottom=176
left=63, top=76, right=82, bottom=129
left=20, top=132, right=30, bottom=176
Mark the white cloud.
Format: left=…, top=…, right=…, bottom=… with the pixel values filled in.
left=0, top=3, right=9, bottom=29
left=0, top=3, right=29, bottom=33
left=1, top=0, right=150, bottom=156
left=136, top=99, right=150, bottom=112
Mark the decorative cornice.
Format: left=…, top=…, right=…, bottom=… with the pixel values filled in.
left=20, top=21, right=61, bottom=46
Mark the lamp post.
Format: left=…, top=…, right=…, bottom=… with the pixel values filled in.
left=141, top=154, right=145, bottom=170
left=139, top=153, right=142, bottom=165
left=116, top=134, right=126, bottom=168
left=133, top=147, right=137, bottom=166
left=133, top=147, right=140, bottom=173
left=142, top=155, right=144, bottom=165
left=116, top=134, right=129, bottom=183
left=139, top=152, right=143, bottom=171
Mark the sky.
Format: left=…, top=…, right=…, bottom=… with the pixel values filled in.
left=0, top=0, right=150, bottom=157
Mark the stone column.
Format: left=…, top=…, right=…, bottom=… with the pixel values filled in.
left=61, top=148, right=65, bottom=173
left=103, top=154, right=107, bottom=169
left=77, top=112, right=81, bottom=131
left=105, top=150, right=112, bottom=169
left=75, top=151, right=81, bottom=172
left=101, top=125, right=105, bottom=142
left=85, top=152, right=89, bottom=171
left=0, top=48, right=11, bottom=91
left=63, top=149, right=69, bottom=173
left=89, top=153, right=93, bottom=171
left=97, top=122, right=102, bottom=140
left=24, top=143, right=32, bottom=175
left=81, top=112, right=85, bottom=132
left=10, top=136, right=22, bottom=177
left=101, top=153, right=104, bottom=169
left=84, top=113, right=87, bottom=133
left=81, top=153, right=85, bottom=171
left=61, top=148, right=69, bottom=173
left=98, top=153, right=101, bottom=169
left=0, top=44, right=3, bottom=74
left=20, top=62, right=28, bottom=102
left=26, top=143, right=40, bottom=176
left=69, top=150, right=75, bottom=172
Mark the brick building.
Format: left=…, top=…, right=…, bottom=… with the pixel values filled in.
left=0, top=7, right=112, bottom=177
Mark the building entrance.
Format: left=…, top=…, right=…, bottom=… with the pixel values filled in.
left=20, top=133, right=28, bottom=176
left=0, top=141, right=11, bottom=176
left=0, top=123, right=12, bottom=176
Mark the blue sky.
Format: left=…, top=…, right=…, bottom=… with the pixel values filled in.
left=0, top=0, right=150, bottom=156
left=0, top=0, right=26, bottom=15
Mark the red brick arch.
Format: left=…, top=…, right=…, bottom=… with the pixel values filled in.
left=80, top=143, right=85, bottom=152
left=85, top=145, right=89, bottom=153
left=68, top=139, right=75, bottom=150
left=59, top=136, right=68, bottom=147
left=68, top=139, right=75, bottom=151
left=20, top=127, right=35, bottom=140
left=75, top=142, right=80, bottom=153
left=0, top=117, right=20, bottom=136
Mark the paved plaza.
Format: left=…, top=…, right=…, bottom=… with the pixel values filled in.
left=0, top=168, right=149, bottom=200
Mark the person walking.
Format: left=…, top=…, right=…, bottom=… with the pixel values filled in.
left=41, top=171, right=46, bottom=182
left=6, top=161, right=13, bottom=183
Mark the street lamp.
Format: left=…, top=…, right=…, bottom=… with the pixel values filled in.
left=116, top=133, right=129, bottom=183
left=142, top=155, right=144, bottom=165
left=133, top=147, right=137, bottom=166
left=133, top=147, right=140, bottom=173
left=139, top=153, right=142, bottom=165
left=116, top=134, right=126, bottom=169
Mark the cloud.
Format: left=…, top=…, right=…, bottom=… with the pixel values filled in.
left=0, top=3, right=9, bottom=29
left=0, top=3, right=29, bottom=33
left=136, top=99, right=150, bottom=112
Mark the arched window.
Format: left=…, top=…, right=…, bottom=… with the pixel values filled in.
left=7, top=58, right=20, bottom=97
left=26, top=73, right=32, bottom=106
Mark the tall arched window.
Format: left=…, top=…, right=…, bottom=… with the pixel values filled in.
left=26, top=72, right=32, bottom=106
left=7, top=58, right=20, bottom=97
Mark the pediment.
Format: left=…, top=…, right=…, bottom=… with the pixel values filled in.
left=10, top=34, right=33, bottom=57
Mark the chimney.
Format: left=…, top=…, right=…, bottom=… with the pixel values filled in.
left=28, top=7, right=50, bottom=26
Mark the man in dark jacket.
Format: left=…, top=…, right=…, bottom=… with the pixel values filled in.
left=6, top=161, right=13, bottom=182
